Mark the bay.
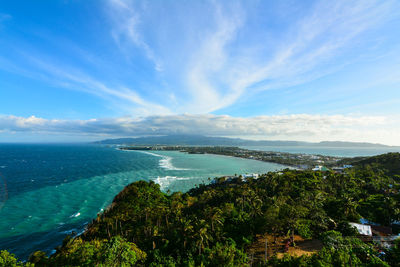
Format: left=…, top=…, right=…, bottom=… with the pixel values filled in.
left=0, top=144, right=284, bottom=259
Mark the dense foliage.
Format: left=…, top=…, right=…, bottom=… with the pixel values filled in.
left=3, top=153, right=400, bottom=266
left=0, top=250, right=33, bottom=267
left=268, top=230, right=391, bottom=266
left=29, top=236, right=146, bottom=267
left=354, top=152, right=400, bottom=177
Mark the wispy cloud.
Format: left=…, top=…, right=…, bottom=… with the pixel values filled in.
left=1, top=114, right=398, bottom=145
left=103, top=0, right=399, bottom=114
left=192, top=0, right=398, bottom=111
left=1, top=0, right=399, bottom=136
left=107, top=0, right=163, bottom=71
left=3, top=51, right=171, bottom=116
left=245, top=0, right=398, bottom=92
left=183, top=1, right=245, bottom=113
left=1, top=0, right=399, bottom=117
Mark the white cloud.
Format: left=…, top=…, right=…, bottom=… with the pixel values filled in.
left=1, top=0, right=399, bottom=124
left=203, top=0, right=398, bottom=109
left=2, top=1, right=399, bottom=118
left=19, top=56, right=172, bottom=116
left=103, top=0, right=399, bottom=114
left=107, top=0, right=163, bottom=71
left=1, top=114, right=399, bottom=145
left=183, top=2, right=245, bottom=113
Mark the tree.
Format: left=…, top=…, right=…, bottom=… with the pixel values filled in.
left=193, top=219, right=212, bottom=255
left=204, top=207, right=223, bottom=233
left=48, top=236, right=146, bottom=266
left=204, top=239, right=248, bottom=267
left=0, top=250, right=32, bottom=267
left=388, top=238, right=400, bottom=266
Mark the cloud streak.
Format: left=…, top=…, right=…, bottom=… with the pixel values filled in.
left=104, top=0, right=399, bottom=114
left=1, top=114, right=398, bottom=145
left=7, top=53, right=172, bottom=116
left=107, top=0, right=163, bottom=71
left=204, top=0, right=398, bottom=109
left=183, top=1, right=245, bottom=113
left=0, top=1, right=399, bottom=144
left=1, top=1, right=399, bottom=118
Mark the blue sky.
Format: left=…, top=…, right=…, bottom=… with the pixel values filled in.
left=1, top=0, right=400, bottom=144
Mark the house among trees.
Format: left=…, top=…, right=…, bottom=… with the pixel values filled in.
left=350, top=222, right=398, bottom=248
left=371, top=225, right=393, bottom=236
left=242, top=173, right=259, bottom=180
left=349, top=222, right=372, bottom=236
left=312, top=165, right=329, bottom=171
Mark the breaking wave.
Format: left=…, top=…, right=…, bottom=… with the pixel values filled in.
left=153, top=176, right=192, bottom=190
left=138, top=151, right=190, bottom=170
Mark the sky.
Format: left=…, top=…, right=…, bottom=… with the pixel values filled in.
left=0, top=0, right=400, bottom=145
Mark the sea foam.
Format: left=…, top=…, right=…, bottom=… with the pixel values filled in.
left=159, top=156, right=190, bottom=170
left=138, top=151, right=190, bottom=170
left=0, top=144, right=284, bottom=260
left=153, top=176, right=192, bottom=190
left=70, top=212, right=81, bottom=218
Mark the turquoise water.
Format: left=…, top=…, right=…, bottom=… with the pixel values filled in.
left=0, top=144, right=285, bottom=259
left=241, top=145, right=400, bottom=157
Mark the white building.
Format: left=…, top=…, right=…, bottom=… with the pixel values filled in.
left=312, top=166, right=329, bottom=171
left=349, top=222, right=372, bottom=236
left=242, top=173, right=259, bottom=179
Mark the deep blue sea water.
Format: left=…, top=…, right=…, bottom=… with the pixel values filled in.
left=0, top=144, right=285, bottom=260
left=1, top=143, right=398, bottom=260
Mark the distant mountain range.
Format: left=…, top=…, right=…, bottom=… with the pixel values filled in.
left=93, top=135, right=393, bottom=148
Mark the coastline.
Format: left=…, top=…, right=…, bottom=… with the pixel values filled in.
left=1, top=144, right=287, bottom=260
left=47, top=151, right=400, bottom=266
left=118, top=146, right=358, bottom=170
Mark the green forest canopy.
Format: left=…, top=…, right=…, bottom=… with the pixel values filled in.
left=2, top=153, right=400, bottom=266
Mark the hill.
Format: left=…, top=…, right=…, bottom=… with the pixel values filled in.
left=21, top=165, right=400, bottom=266
left=94, top=135, right=392, bottom=148
left=352, top=152, right=400, bottom=177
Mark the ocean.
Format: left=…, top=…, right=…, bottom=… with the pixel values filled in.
left=241, top=145, right=400, bottom=157
left=0, top=144, right=285, bottom=260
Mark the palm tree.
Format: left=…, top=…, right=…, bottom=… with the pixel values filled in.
left=193, top=219, right=212, bottom=255
left=180, top=218, right=194, bottom=249
left=248, top=191, right=263, bottom=219
left=205, top=207, right=223, bottom=232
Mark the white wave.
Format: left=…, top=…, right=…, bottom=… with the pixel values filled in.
left=0, top=166, right=6, bottom=168
left=138, top=151, right=190, bottom=170
left=70, top=212, right=81, bottom=218
left=138, top=151, right=164, bottom=158
left=159, top=156, right=190, bottom=170
left=153, top=176, right=192, bottom=190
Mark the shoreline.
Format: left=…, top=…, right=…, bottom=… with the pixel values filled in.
left=119, top=147, right=290, bottom=173
left=118, top=146, right=360, bottom=170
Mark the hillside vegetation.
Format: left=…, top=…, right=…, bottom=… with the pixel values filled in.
left=354, top=152, right=400, bottom=177
left=2, top=153, right=400, bottom=266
